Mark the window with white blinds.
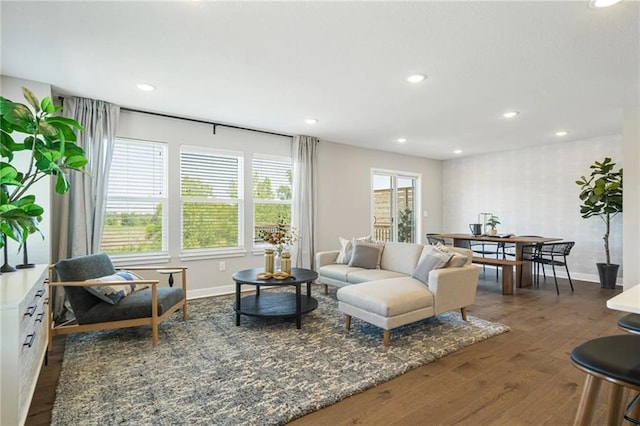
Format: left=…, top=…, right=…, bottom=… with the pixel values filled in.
left=101, top=139, right=168, bottom=255
left=253, top=155, right=293, bottom=244
left=180, top=147, right=244, bottom=251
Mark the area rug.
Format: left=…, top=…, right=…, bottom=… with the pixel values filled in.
left=52, top=288, right=509, bottom=426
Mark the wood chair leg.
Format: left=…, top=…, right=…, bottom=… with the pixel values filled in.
left=182, top=271, right=188, bottom=320
left=345, top=314, right=351, bottom=330
left=460, top=307, right=468, bottom=321
left=383, top=330, right=390, bottom=347
left=152, top=284, right=159, bottom=347
left=574, top=374, right=603, bottom=426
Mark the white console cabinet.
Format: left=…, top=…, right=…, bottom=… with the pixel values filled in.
left=0, top=265, right=49, bottom=426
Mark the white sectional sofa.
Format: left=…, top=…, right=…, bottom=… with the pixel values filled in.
left=315, top=241, right=480, bottom=346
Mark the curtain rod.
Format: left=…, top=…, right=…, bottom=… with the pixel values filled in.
left=57, top=96, right=293, bottom=139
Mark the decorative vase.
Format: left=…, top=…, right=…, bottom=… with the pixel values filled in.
left=274, top=250, right=282, bottom=272
left=16, top=238, right=35, bottom=269
left=1, top=234, right=16, bottom=273
left=264, top=249, right=274, bottom=273
left=281, top=252, right=292, bottom=274
left=597, top=263, right=619, bottom=289
left=489, top=229, right=498, bottom=236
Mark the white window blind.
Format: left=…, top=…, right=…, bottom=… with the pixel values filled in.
left=180, top=147, right=243, bottom=251
left=253, top=155, right=292, bottom=244
left=101, top=139, right=167, bottom=255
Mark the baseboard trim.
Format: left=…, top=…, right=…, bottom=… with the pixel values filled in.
left=480, top=265, right=622, bottom=286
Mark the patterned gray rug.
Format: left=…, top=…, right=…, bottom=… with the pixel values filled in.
left=52, top=287, right=509, bottom=426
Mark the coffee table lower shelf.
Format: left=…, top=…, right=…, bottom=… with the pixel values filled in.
left=235, top=292, right=318, bottom=328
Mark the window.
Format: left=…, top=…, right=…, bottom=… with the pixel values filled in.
left=101, top=139, right=167, bottom=256
left=180, top=147, right=244, bottom=252
left=372, top=170, right=419, bottom=243
left=252, top=155, right=293, bottom=245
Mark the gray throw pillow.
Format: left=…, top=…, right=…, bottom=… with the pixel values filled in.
left=412, top=249, right=453, bottom=284
left=348, top=242, right=384, bottom=269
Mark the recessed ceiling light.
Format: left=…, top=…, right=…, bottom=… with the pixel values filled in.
left=397, top=138, right=407, bottom=143
left=137, top=83, right=156, bottom=91
left=555, top=130, right=569, bottom=137
left=589, top=0, right=622, bottom=8
left=453, top=149, right=463, bottom=154
left=305, top=119, right=318, bottom=125
left=502, top=111, right=519, bottom=118
left=406, top=74, right=426, bottom=83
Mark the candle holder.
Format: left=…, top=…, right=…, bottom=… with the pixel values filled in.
left=16, top=238, right=35, bottom=269
left=1, top=235, right=16, bottom=273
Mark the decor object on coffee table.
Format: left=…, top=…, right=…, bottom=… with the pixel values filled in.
left=49, top=253, right=187, bottom=347
left=576, top=157, right=623, bottom=288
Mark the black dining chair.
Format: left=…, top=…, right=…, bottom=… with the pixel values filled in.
left=532, top=241, right=575, bottom=295
left=469, top=241, right=501, bottom=280
left=426, top=233, right=446, bottom=245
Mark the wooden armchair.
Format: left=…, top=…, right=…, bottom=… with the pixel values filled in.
left=48, top=253, right=187, bottom=348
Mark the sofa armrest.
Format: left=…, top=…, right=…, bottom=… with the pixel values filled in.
left=315, top=250, right=340, bottom=270
left=428, top=265, right=480, bottom=315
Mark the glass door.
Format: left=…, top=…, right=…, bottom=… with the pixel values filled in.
left=372, top=171, right=417, bottom=243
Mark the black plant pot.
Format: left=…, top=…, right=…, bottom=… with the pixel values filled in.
left=597, top=263, right=619, bottom=289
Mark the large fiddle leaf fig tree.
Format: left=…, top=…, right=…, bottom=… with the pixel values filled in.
left=0, top=87, right=87, bottom=248
left=576, top=157, right=623, bottom=265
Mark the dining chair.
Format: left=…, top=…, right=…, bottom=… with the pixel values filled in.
left=426, top=233, right=446, bottom=245
left=532, top=241, right=575, bottom=295
left=469, top=241, right=501, bottom=280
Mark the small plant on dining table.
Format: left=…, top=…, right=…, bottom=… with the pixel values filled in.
left=486, top=215, right=501, bottom=232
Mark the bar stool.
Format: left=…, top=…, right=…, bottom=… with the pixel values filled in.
left=570, top=335, right=640, bottom=425
left=618, top=313, right=640, bottom=335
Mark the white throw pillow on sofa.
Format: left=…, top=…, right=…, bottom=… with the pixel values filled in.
left=411, top=249, right=453, bottom=284
left=434, top=243, right=469, bottom=268
left=336, top=235, right=371, bottom=264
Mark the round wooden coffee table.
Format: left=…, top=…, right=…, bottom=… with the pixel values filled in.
left=232, top=267, right=318, bottom=329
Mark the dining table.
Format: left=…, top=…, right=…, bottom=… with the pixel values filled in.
left=435, top=233, right=562, bottom=288
left=607, top=283, right=640, bottom=314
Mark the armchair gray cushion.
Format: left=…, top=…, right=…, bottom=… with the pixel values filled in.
left=80, top=287, right=185, bottom=324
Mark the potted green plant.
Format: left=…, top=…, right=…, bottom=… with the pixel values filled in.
left=486, top=215, right=501, bottom=235
left=0, top=87, right=87, bottom=249
left=576, top=157, right=623, bottom=288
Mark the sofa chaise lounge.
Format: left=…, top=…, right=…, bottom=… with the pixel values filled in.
left=316, top=241, right=480, bottom=346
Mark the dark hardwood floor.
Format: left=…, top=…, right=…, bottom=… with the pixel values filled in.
left=28, top=271, right=629, bottom=425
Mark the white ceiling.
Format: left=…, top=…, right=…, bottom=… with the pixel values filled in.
left=1, top=1, right=638, bottom=160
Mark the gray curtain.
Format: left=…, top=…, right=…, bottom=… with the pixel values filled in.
left=291, top=135, right=319, bottom=269
left=51, top=97, right=119, bottom=320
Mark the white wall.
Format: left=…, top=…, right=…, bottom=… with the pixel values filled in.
left=442, top=135, right=623, bottom=284
left=0, top=76, right=52, bottom=266
left=116, top=111, right=292, bottom=298
left=117, top=112, right=443, bottom=296
left=623, top=106, right=640, bottom=290
left=316, top=141, right=442, bottom=252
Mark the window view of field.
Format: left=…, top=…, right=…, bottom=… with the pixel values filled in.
left=101, top=150, right=293, bottom=255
